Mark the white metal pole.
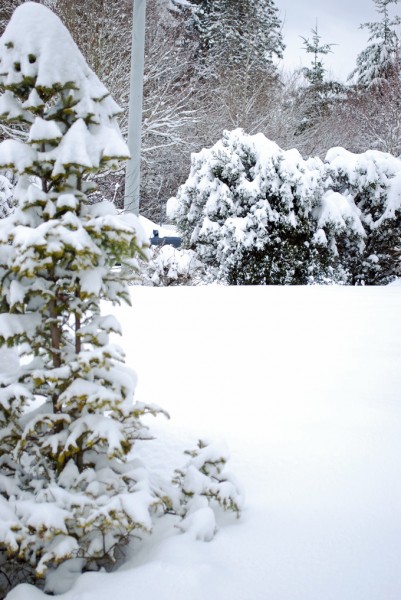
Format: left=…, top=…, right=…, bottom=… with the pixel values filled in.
left=124, top=0, right=147, bottom=215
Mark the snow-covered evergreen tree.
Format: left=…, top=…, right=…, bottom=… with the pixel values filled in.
left=295, top=24, right=343, bottom=138
left=0, top=1, right=170, bottom=585
left=349, top=0, right=401, bottom=88
left=173, top=0, right=284, bottom=73
left=301, top=23, right=335, bottom=86
left=167, top=129, right=364, bottom=285
left=139, top=245, right=206, bottom=286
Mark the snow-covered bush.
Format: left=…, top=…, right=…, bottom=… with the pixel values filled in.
left=173, top=440, right=243, bottom=541
left=139, top=245, right=206, bottom=286
left=327, top=147, right=401, bottom=283
left=168, top=129, right=364, bottom=285
left=0, top=2, right=170, bottom=587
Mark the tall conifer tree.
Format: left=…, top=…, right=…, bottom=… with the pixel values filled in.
left=0, top=1, right=166, bottom=583
left=173, top=0, right=284, bottom=73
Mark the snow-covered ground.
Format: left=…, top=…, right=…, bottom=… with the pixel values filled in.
left=9, top=285, right=401, bottom=600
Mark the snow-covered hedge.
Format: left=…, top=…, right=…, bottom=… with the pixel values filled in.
left=168, top=129, right=401, bottom=285
left=167, top=130, right=364, bottom=285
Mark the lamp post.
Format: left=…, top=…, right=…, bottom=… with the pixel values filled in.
left=124, top=0, right=147, bottom=215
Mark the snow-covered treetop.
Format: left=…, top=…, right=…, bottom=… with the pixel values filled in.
left=349, top=0, right=400, bottom=87
left=301, top=24, right=336, bottom=86
left=0, top=2, right=110, bottom=104
left=0, top=2, right=127, bottom=176
left=167, top=128, right=328, bottom=245
left=361, top=0, right=400, bottom=44
left=173, top=0, right=284, bottom=72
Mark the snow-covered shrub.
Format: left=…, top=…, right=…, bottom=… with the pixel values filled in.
left=327, top=147, right=401, bottom=284
left=168, top=129, right=364, bottom=285
left=0, top=2, right=172, bottom=587
left=173, top=440, right=243, bottom=541
left=140, top=245, right=206, bottom=286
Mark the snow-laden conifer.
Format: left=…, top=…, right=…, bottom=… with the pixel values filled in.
left=349, top=0, right=401, bottom=88
left=0, top=1, right=169, bottom=583
left=173, top=0, right=284, bottom=72
left=301, top=24, right=335, bottom=86
left=295, top=24, right=346, bottom=139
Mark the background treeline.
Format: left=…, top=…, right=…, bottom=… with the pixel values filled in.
left=1, top=0, right=400, bottom=223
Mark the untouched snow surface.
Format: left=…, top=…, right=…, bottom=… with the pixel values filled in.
left=8, top=285, right=401, bottom=600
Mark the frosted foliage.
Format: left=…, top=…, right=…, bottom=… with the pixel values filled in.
left=350, top=43, right=399, bottom=87
left=167, top=129, right=364, bottom=285
left=0, top=1, right=167, bottom=586
left=326, top=146, right=401, bottom=223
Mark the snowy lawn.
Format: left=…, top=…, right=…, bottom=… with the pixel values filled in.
left=10, top=285, right=401, bottom=600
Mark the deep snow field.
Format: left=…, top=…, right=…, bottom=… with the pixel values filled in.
left=9, top=284, right=401, bottom=600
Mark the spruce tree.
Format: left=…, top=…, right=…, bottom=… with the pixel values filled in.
left=293, top=24, right=344, bottom=138
left=301, top=24, right=335, bottom=86
left=349, top=0, right=401, bottom=87
left=0, top=1, right=166, bottom=584
left=173, top=0, right=284, bottom=73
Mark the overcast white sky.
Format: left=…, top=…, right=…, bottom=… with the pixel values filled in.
left=275, top=0, right=400, bottom=81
